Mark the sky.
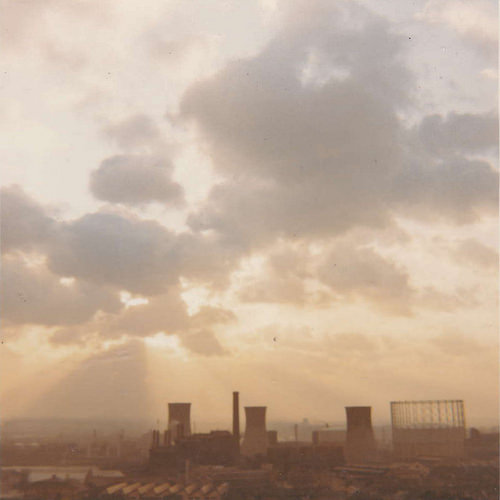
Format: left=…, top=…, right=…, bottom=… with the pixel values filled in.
left=1, top=0, right=498, bottom=430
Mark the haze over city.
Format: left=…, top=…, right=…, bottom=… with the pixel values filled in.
left=1, top=0, right=498, bottom=431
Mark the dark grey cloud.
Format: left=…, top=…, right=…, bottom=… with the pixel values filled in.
left=179, top=0, right=497, bottom=248
left=1, top=187, right=238, bottom=300
left=418, top=111, right=498, bottom=156
left=1, top=185, right=56, bottom=254
left=2, top=255, right=122, bottom=326
left=47, top=211, right=180, bottom=295
left=90, top=154, right=184, bottom=206
left=395, top=157, right=498, bottom=223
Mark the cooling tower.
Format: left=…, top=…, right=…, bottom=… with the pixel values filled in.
left=241, top=406, right=268, bottom=456
left=345, top=406, right=376, bottom=463
left=233, top=392, right=240, bottom=452
left=168, top=402, right=191, bottom=441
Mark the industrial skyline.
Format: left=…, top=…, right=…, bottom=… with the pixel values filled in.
left=1, top=0, right=498, bottom=435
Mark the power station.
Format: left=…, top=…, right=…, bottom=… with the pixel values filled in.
left=148, top=394, right=470, bottom=472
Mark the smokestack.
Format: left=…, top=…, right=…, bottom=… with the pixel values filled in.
left=163, top=430, right=171, bottom=446
left=168, top=403, right=191, bottom=442
left=345, top=406, right=376, bottom=463
left=233, top=391, right=240, bottom=452
left=151, top=430, right=158, bottom=448
left=241, top=406, right=268, bottom=457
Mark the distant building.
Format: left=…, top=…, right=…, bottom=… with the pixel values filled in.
left=149, top=431, right=237, bottom=469
left=312, top=429, right=346, bottom=446
left=268, top=442, right=344, bottom=473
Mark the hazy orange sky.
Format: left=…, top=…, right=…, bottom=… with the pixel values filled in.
left=1, top=0, right=498, bottom=429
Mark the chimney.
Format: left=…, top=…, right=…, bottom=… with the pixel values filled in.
left=163, top=430, right=171, bottom=446
left=233, top=391, right=240, bottom=453
left=241, top=406, right=268, bottom=457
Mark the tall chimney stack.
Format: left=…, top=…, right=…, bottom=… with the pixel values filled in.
left=233, top=391, right=240, bottom=452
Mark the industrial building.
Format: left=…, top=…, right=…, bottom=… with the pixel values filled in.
left=267, top=442, right=344, bottom=473
left=149, top=394, right=244, bottom=470
left=391, top=400, right=466, bottom=459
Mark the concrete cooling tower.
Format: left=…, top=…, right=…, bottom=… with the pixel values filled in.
left=241, top=406, right=268, bottom=457
left=168, top=402, right=191, bottom=441
left=345, top=406, right=376, bottom=463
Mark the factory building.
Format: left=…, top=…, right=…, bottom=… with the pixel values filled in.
left=344, top=406, right=376, bottom=463
left=312, top=429, right=346, bottom=446
left=149, top=394, right=243, bottom=470
left=391, top=400, right=466, bottom=459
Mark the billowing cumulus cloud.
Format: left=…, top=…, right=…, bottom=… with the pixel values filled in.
left=181, top=1, right=497, bottom=249
left=90, top=154, right=184, bottom=206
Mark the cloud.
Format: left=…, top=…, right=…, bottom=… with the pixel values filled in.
left=238, top=246, right=330, bottom=306
left=430, top=330, right=490, bottom=357
left=317, top=244, right=413, bottom=315
left=90, top=154, right=184, bottom=206
left=452, top=239, right=498, bottom=269
left=47, top=211, right=181, bottom=295
left=102, top=114, right=163, bottom=151
left=417, top=111, right=498, bottom=156
left=180, top=329, right=228, bottom=356
left=1, top=185, right=56, bottom=254
left=103, top=288, right=189, bottom=337
left=395, top=157, right=498, bottom=224
left=189, top=306, right=237, bottom=328
left=180, top=0, right=497, bottom=250
left=2, top=255, right=122, bottom=326
left=417, top=0, right=498, bottom=49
